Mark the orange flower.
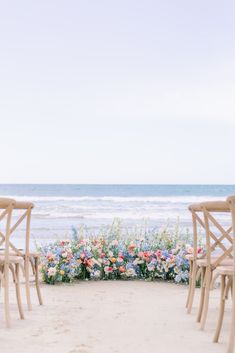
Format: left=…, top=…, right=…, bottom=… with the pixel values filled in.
left=119, top=266, right=125, bottom=273
left=86, top=259, right=93, bottom=267
left=111, top=257, right=116, bottom=263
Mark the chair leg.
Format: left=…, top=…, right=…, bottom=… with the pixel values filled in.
left=224, top=277, right=233, bottom=299
left=9, top=263, right=16, bottom=283
left=213, top=274, right=226, bottom=342
left=210, top=271, right=220, bottom=290
left=15, top=263, right=24, bottom=320
left=0, top=269, right=3, bottom=319
left=186, top=260, right=193, bottom=309
left=187, top=262, right=198, bottom=314
left=227, top=276, right=235, bottom=353
left=4, top=264, right=11, bottom=328
left=200, top=267, right=212, bottom=330
left=30, top=257, right=36, bottom=275
left=25, top=256, right=32, bottom=311
left=197, top=267, right=205, bottom=323
left=35, top=257, right=43, bottom=305
left=20, top=263, right=25, bottom=277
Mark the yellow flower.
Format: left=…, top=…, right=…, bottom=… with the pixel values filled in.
left=60, top=270, right=65, bottom=276
left=111, top=257, right=116, bottom=263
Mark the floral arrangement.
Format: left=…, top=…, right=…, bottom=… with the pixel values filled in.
left=39, top=221, right=197, bottom=285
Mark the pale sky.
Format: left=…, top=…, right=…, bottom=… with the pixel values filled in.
left=0, top=0, right=235, bottom=184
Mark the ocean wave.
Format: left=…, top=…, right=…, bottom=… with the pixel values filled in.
left=0, top=195, right=225, bottom=203
left=30, top=210, right=230, bottom=221
left=32, top=212, right=85, bottom=219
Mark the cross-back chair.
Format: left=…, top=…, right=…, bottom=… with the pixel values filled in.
left=186, top=203, right=206, bottom=314
left=227, top=196, right=235, bottom=353
left=2, top=201, right=43, bottom=310
left=212, top=196, right=235, bottom=352
left=198, top=200, right=233, bottom=330
left=0, top=198, right=24, bottom=327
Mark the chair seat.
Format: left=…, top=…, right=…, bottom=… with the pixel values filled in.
left=18, top=251, right=40, bottom=258
left=0, top=255, right=24, bottom=264
left=0, top=250, right=40, bottom=258
left=186, top=255, right=217, bottom=262
left=185, top=254, right=194, bottom=260
left=185, top=254, right=205, bottom=261
left=197, top=257, right=233, bottom=268
left=216, top=265, right=234, bottom=276
left=29, top=251, right=40, bottom=258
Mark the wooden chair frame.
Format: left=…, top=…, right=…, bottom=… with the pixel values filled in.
left=227, top=196, right=235, bottom=353
left=186, top=204, right=205, bottom=314
left=199, top=201, right=232, bottom=330
left=0, top=198, right=24, bottom=327
left=213, top=268, right=232, bottom=344
left=0, top=201, right=43, bottom=310
left=211, top=196, right=235, bottom=350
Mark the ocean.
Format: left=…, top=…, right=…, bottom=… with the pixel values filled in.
left=0, top=184, right=235, bottom=243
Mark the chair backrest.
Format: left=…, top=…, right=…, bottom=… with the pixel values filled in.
left=188, top=203, right=207, bottom=261
left=200, top=200, right=232, bottom=267
left=4, top=201, right=34, bottom=257
left=227, top=195, right=235, bottom=271
left=0, top=198, right=16, bottom=261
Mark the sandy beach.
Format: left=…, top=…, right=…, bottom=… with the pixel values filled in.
left=0, top=281, right=231, bottom=353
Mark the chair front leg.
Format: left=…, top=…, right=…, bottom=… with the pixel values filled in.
left=25, top=256, right=32, bottom=311
left=35, top=257, right=43, bottom=305
left=197, top=266, right=206, bottom=323
left=227, top=276, right=235, bottom=353
left=15, top=263, right=24, bottom=320
left=213, top=274, right=226, bottom=342
left=200, top=266, right=212, bottom=330
left=186, top=259, right=193, bottom=309
left=4, top=264, right=11, bottom=328
left=187, top=261, right=198, bottom=314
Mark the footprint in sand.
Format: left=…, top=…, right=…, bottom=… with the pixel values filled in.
left=53, top=319, right=71, bottom=334
left=69, top=344, right=91, bottom=353
left=31, top=328, right=44, bottom=337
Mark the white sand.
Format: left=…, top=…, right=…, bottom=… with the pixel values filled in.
left=0, top=281, right=231, bottom=353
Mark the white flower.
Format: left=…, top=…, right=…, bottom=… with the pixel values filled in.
left=48, top=267, right=57, bottom=277
left=133, top=259, right=138, bottom=266
left=126, top=268, right=136, bottom=277
left=62, top=252, right=68, bottom=258
left=94, top=270, right=101, bottom=278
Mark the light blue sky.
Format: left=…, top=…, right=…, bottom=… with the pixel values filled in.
left=0, top=1, right=235, bottom=184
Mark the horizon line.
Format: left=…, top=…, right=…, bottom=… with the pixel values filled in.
left=0, top=183, right=235, bottom=186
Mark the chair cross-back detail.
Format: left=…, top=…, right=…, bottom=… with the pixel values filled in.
left=0, top=198, right=24, bottom=327
left=226, top=196, right=235, bottom=353
left=203, top=207, right=233, bottom=267
left=198, top=201, right=232, bottom=330
left=186, top=204, right=206, bottom=314
left=210, top=197, right=235, bottom=352
left=4, top=201, right=43, bottom=310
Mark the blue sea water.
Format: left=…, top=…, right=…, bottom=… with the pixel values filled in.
left=0, top=184, right=235, bottom=241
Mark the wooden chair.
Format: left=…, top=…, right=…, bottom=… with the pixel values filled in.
left=186, top=203, right=205, bottom=314
left=0, top=198, right=24, bottom=327
left=213, top=196, right=235, bottom=352
left=198, top=200, right=233, bottom=330
left=2, top=201, right=43, bottom=310
left=186, top=202, right=231, bottom=316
